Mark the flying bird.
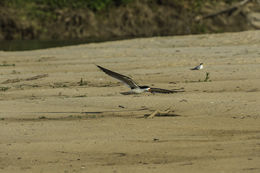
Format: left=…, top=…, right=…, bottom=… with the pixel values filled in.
left=96, top=65, right=177, bottom=94
left=190, top=63, right=203, bottom=70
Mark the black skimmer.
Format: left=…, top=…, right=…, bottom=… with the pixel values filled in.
left=96, top=65, right=176, bottom=94
left=190, top=63, right=203, bottom=70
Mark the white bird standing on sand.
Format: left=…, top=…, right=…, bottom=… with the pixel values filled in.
left=191, top=63, right=203, bottom=70
left=96, top=65, right=177, bottom=94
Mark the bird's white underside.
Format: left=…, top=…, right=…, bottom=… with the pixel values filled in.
left=131, top=88, right=149, bottom=93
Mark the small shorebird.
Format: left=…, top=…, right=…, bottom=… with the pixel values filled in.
left=190, top=63, right=203, bottom=70
left=96, top=65, right=176, bottom=94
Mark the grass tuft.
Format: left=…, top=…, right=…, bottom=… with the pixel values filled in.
left=79, top=78, right=88, bottom=86
left=204, top=72, right=210, bottom=82
left=0, top=87, right=10, bottom=91
left=0, top=61, right=15, bottom=67
left=39, top=116, right=47, bottom=119
left=197, top=72, right=211, bottom=82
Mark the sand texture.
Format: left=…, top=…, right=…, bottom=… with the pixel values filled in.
left=0, top=31, right=260, bottom=172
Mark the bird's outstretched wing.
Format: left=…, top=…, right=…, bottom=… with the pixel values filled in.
left=97, top=65, right=139, bottom=89
left=149, top=87, right=184, bottom=94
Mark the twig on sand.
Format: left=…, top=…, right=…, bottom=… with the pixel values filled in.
left=1, top=74, right=48, bottom=84
left=195, top=0, right=251, bottom=21
left=146, top=110, right=160, bottom=119
left=25, top=74, right=48, bottom=81
left=1, top=78, right=21, bottom=84
left=145, top=107, right=179, bottom=119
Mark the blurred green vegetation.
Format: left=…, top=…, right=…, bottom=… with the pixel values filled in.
left=0, top=0, right=243, bottom=42
left=2, top=0, right=241, bottom=11
left=0, top=0, right=242, bottom=31
left=1, top=0, right=133, bottom=11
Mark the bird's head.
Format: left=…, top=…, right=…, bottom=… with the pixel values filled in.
left=140, top=86, right=151, bottom=92
left=146, top=88, right=151, bottom=92
left=200, top=63, right=203, bottom=65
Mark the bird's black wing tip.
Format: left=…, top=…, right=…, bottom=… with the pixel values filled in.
left=96, top=65, right=106, bottom=71
left=96, top=64, right=101, bottom=68
left=150, top=88, right=185, bottom=94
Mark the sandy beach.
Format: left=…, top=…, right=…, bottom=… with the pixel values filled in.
left=0, top=30, right=260, bottom=172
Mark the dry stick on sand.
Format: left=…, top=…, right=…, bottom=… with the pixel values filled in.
left=1, top=74, right=48, bottom=84
left=195, top=0, right=251, bottom=21
left=146, top=108, right=174, bottom=119
left=1, top=78, right=21, bottom=84
left=25, top=74, right=48, bottom=81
